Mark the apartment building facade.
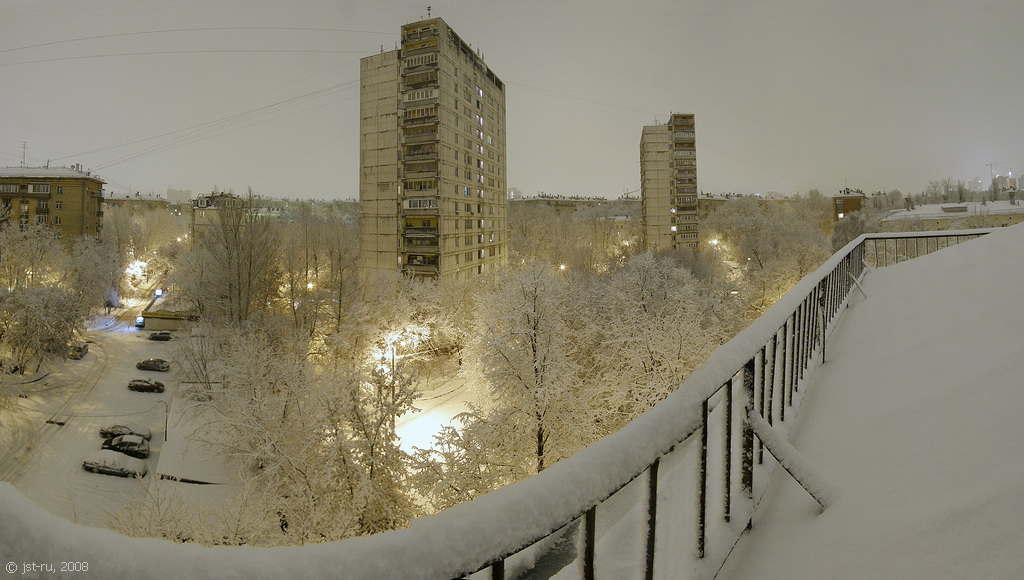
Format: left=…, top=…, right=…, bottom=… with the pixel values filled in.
left=360, top=17, right=508, bottom=279
left=0, top=165, right=104, bottom=237
left=640, top=114, right=698, bottom=251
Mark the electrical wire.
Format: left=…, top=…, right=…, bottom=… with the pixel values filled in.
left=0, top=26, right=392, bottom=55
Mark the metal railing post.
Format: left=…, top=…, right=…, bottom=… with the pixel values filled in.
left=724, top=379, right=733, bottom=523
left=698, top=398, right=709, bottom=559
left=742, top=357, right=755, bottom=529
left=583, top=507, right=596, bottom=580
left=645, top=459, right=660, bottom=580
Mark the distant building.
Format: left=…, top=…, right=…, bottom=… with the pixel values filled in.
left=511, top=194, right=632, bottom=214
left=640, top=114, right=698, bottom=251
left=880, top=200, right=1024, bottom=231
left=832, top=191, right=866, bottom=221
left=359, top=17, right=508, bottom=279
left=190, top=191, right=246, bottom=245
left=166, top=188, right=192, bottom=204
left=103, top=192, right=168, bottom=212
left=0, top=165, right=104, bottom=237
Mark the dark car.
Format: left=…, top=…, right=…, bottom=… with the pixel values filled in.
left=99, top=422, right=153, bottom=440
left=128, top=378, right=165, bottom=393
left=136, top=358, right=170, bottom=372
left=82, top=450, right=147, bottom=478
left=101, top=434, right=150, bottom=458
left=148, top=331, right=172, bottom=341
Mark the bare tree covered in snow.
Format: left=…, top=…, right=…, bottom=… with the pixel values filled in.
left=0, top=287, right=84, bottom=372
left=169, top=194, right=279, bottom=324
left=456, top=264, right=595, bottom=477
left=577, top=252, right=729, bottom=432
left=172, top=320, right=419, bottom=543
left=700, top=196, right=831, bottom=313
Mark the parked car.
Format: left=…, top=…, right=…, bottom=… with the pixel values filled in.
left=136, top=358, right=170, bottom=372
left=82, top=450, right=147, bottom=478
left=99, top=422, right=152, bottom=440
left=148, top=331, right=172, bottom=341
left=101, top=434, right=150, bottom=458
left=128, top=378, right=165, bottom=393
left=68, top=342, right=89, bottom=360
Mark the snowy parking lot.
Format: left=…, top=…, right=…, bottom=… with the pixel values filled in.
left=3, top=312, right=177, bottom=527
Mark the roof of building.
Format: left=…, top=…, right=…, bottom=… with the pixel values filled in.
left=0, top=166, right=105, bottom=182
left=882, top=199, right=1024, bottom=221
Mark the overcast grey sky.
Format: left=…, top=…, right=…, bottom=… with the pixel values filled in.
left=2, top=0, right=1022, bottom=199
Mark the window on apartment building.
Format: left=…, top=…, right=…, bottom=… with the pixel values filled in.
left=54, top=201, right=63, bottom=210
left=29, top=184, right=50, bottom=193
left=465, top=219, right=472, bottom=229
left=0, top=184, right=17, bottom=193
left=35, top=215, right=47, bottom=225
left=37, top=200, right=48, bottom=210
left=53, top=216, right=61, bottom=225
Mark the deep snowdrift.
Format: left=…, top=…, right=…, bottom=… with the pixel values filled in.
left=719, top=223, right=1024, bottom=579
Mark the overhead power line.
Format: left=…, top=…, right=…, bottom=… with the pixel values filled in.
left=0, top=26, right=393, bottom=55
left=0, top=49, right=371, bottom=68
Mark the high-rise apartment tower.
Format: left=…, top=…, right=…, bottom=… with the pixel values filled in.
left=359, top=17, right=508, bottom=279
left=640, top=114, right=698, bottom=250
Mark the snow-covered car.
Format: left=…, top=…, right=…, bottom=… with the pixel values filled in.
left=101, top=434, right=150, bottom=458
left=99, top=422, right=153, bottom=440
left=82, top=450, right=147, bottom=478
left=68, top=342, right=89, bottom=360
left=128, top=378, right=165, bottom=393
left=148, top=331, right=172, bottom=341
left=136, top=358, right=170, bottom=372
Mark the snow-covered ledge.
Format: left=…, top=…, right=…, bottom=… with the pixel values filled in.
left=0, top=231, right=991, bottom=579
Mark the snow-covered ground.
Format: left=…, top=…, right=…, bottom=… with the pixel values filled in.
left=717, top=224, right=1024, bottom=579
left=3, top=305, right=178, bottom=528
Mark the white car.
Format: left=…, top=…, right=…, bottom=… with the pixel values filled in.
left=82, top=450, right=147, bottom=478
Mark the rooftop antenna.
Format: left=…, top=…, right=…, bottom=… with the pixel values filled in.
left=427, top=6, right=432, bottom=18
left=20, top=141, right=27, bottom=167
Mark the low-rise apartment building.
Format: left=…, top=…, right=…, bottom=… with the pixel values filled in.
left=0, top=165, right=104, bottom=236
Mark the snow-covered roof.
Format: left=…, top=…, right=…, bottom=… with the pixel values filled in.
left=882, top=199, right=1024, bottom=221
left=0, top=166, right=104, bottom=182
left=155, top=398, right=237, bottom=484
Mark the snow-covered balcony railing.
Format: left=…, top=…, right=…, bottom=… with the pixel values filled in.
left=860, top=229, right=989, bottom=267
left=0, top=230, right=993, bottom=580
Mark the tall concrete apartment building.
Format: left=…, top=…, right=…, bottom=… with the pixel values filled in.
left=640, top=114, right=698, bottom=251
left=359, top=17, right=508, bottom=279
